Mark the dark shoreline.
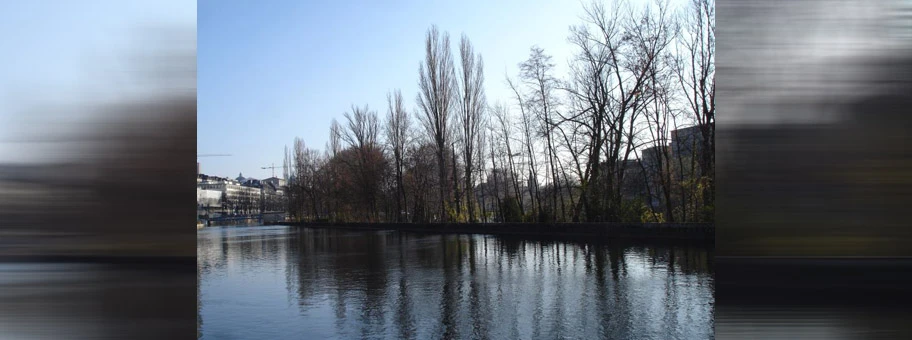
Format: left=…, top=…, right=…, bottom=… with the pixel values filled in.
left=266, top=221, right=715, bottom=244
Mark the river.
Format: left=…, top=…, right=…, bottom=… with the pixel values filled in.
left=197, top=225, right=715, bottom=340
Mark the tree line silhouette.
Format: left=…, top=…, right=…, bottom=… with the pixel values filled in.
left=283, top=0, right=714, bottom=224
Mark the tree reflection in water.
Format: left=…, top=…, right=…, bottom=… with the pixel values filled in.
left=198, top=226, right=714, bottom=340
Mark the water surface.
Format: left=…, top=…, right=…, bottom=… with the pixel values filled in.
left=198, top=225, right=715, bottom=340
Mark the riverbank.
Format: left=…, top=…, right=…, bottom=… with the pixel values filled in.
left=269, top=221, right=714, bottom=243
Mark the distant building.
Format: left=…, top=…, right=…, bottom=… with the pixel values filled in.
left=198, top=174, right=262, bottom=215
left=262, top=177, right=286, bottom=189
left=634, top=123, right=714, bottom=214
left=261, top=182, right=285, bottom=212
left=260, top=177, right=287, bottom=212
left=640, top=145, right=669, bottom=177
left=197, top=188, right=222, bottom=209
left=628, top=152, right=665, bottom=210
left=671, top=123, right=714, bottom=164
left=620, top=159, right=648, bottom=202
left=640, top=123, right=713, bottom=176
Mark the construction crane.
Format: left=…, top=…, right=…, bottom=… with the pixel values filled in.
left=261, top=163, right=281, bottom=178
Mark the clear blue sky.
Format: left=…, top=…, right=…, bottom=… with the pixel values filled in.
left=0, top=0, right=195, bottom=163
left=198, top=0, right=587, bottom=179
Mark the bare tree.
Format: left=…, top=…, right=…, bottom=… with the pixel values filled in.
left=283, top=144, right=290, bottom=184
left=563, top=3, right=613, bottom=221
left=486, top=127, right=503, bottom=221
left=491, top=102, right=525, bottom=218
left=416, top=25, right=457, bottom=222
left=405, top=141, right=437, bottom=222
left=507, top=76, right=543, bottom=221
left=292, top=138, right=307, bottom=219
left=275, top=0, right=713, bottom=225
left=329, top=118, right=343, bottom=157
left=342, top=105, right=380, bottom=150
left=675, top=0, right=715, bottom=221
left=457, top=34, right=486, bottom=223
left=385, top=89, right=411, bottom=222
left=563, top=0, right=675, bottom=221
left=327, top=118, right=343, bottom=220
left=341, top=104, right=383, bottom=221
left=283, top=144, right=296, bottom=216
left=293, top=138, right=323, bottom=220
left=474, top=125, right=490, bottom=221
left=519, top=46, right=563, bottom=221
left=640, top=66, right=678, bottom=222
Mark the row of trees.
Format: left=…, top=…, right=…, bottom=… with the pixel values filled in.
left=283, top=0, right=714, bottom=223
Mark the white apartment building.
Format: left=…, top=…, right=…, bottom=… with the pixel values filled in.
left=198, top=175, right=262, bottom=214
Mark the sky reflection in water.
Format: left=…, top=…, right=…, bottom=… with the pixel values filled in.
left=198, top=226, right=714, bottom=340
